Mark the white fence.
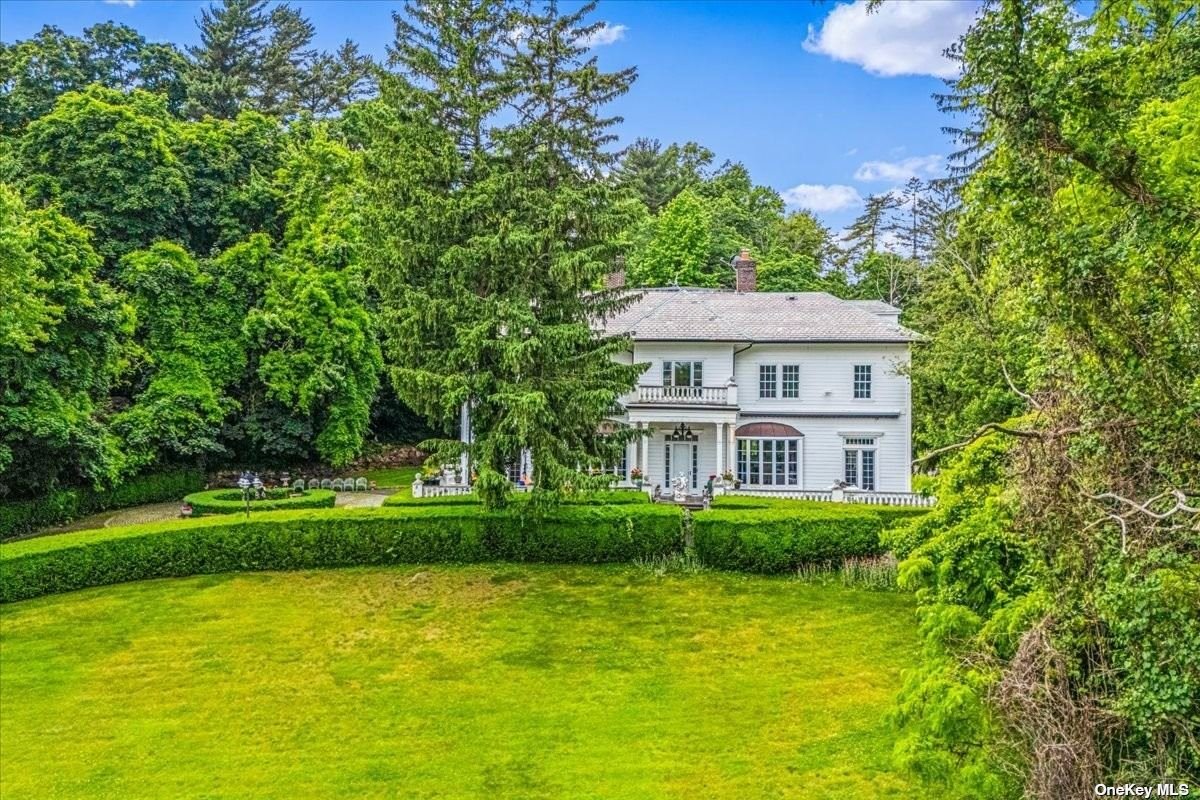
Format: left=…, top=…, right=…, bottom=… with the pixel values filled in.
left=411, top=480, right=935, bottom=507
left=725, top=488, right=936, bottom=508
left=411, top=483, right=473, bottom=499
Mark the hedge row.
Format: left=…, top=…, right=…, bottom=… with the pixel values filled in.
left=0, top=505, right=684, bottom=603
left=0, top=469, right=206, bottom=540
left=384, top=489, right=650, bottom=507
left=183, top=488, right=337, bottom=515
left=0, top=498, right=926, bottom=602
left=710, top=495, right=930, bottom=530
left=693, top=506, right=886, bottom=573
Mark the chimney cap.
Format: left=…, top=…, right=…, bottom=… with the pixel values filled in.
left=736, top=247, right=752, bottom=261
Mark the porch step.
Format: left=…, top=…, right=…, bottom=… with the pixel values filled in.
left=653, top=493, right=709, bottom=510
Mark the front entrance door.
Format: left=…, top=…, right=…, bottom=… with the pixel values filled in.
left=666, top=441, right=698, bottom=490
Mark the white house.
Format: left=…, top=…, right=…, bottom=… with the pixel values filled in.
left=439, top=250, right=922, bottom=501
left=600, top=250, right=919, bottom=495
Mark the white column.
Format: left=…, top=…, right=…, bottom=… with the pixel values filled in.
left=459, top=401, right=471, bottom=485
left=639, top=422, right=650, bottom=480
left=715, top=422, right=725, bottom=477
left=727, top=423, right=736, bottom=478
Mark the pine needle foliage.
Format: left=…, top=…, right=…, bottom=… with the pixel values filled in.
left=363, top=0, right=644, bottom=508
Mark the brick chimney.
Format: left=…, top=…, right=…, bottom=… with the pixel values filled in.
left=733, top=248, right=756, bottom=292
left=605, top=255, right=627, bottom=289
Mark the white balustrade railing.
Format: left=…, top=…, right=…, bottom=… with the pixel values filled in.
left=726, top=489, right=835, bottom=502
left=411, top=482, right=473, bottom=499
left=726, top=488, right=935, bottom=507
left=636, top=385, right=730, bottom=405
left=845, top=490, right=936, bottom=508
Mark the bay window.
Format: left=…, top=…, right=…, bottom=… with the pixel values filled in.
left=736, top=438, right=800, bottom=486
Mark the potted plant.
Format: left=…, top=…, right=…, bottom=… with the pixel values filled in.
left=721, top=470, right=735, bottom=489
left=630, top=466, right=644, bottom=488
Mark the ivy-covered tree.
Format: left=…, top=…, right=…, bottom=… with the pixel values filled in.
left=0, top=23, right=189, bottom=132
left=0, top=186, right=132, bottom=496
left=113, top=243, right=244, bottom=469
left=176, top=110, right=286, bottom=255
left=17, top=86, right=189, bottom=266
left=245, top=131, right=381, bottom=467
left=893, top=1, right=1200, bottom=797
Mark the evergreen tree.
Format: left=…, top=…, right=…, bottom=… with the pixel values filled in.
left=298, top=41, right=377, bottom=117
left=839, top=191, right=901, bottom=265
left=186, top=0, right=270, bottom=120
left=255, top=4, right=316, bottom=119
left=364, top=0, right=642, bottom=507
left=613, top=137, right=712, bottom=214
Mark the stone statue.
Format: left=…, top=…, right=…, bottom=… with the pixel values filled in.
left=672, top=473, right=689, bottom=502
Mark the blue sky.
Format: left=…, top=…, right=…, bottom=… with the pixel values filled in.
left=0, top=0, right=979, bottom=231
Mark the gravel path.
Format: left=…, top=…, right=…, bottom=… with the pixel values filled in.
left=334, top=491, right=392, bottom=508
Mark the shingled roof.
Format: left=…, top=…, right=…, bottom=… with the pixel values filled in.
left=599, top=288, right=919, bottom=343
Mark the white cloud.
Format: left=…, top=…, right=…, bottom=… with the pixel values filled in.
left=103, top=0, right=138, bottom=6
left=803, top=0, right=979, bottom=79
left=781, top=183, right=863, bottom=213
left=577, top=23, right=627, bottom=48
left=853, top=154, right=943, bottom=181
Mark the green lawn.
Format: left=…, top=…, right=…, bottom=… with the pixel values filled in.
left=0, top=565, right=919, bottom=799
left=358, top=466, right=419, bottom=490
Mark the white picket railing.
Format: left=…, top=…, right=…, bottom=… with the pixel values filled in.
left=635, top=385, right=730, bottom=405
left=725, top=489, right=835, bottom=502
left=411, top=482, right=473, bottom=499
left=726, top=488, right=935, bottom=507
left=845, top=490, right=936, bottom=508
left=411, top=481, right=935, bottom=507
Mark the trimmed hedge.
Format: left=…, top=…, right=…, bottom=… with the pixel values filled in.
left=0, top=494, right=923, bottom=602
left=384, top=489, right=650, bottom=507
left=0, top=470, right=206, bottom=540
left=710, top=495, right=930, bottom=530
left=0, top=505, right=684, bottom=603
left=184, top=488, right=337, bottom=515
left=694, top=506, right=885, bottom=573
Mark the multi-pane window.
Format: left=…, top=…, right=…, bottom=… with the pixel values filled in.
left=759, top=364, right=777, bottom=398
left=781, top=364, right=800, bottom=398
left=843, top=437, right=876, bottom=490
left=853, top=364, right=872, bottom=399
left=663, top=361, right=703, bottom=387
left=736, top=438, right=800, bottom=486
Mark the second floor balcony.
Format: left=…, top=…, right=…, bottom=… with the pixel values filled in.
left=634, top=384, right=734, bottom=406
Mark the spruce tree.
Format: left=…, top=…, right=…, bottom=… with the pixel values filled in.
left=364, top=0, right=642, bottom=508
left=255, top=4, right=316, bottom=119
left=186, top=0, right=270, bottom=120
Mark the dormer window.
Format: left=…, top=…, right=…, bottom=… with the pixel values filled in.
left=853, top=365, right=872, bottom=399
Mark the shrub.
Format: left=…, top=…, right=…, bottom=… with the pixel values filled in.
left=0, top=504, right=683, bottom=602
left=710, top=495, right=930, bottom=531
left=693, top=505, right=885, bottom=573
left=0, top=469, right=205, bottom=540
left=384, top=489, right=650, bottom=507
left=183, top=488, right=337, bottom=515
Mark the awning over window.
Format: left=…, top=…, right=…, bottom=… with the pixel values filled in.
left=735, top=422, right=801, bottom=437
